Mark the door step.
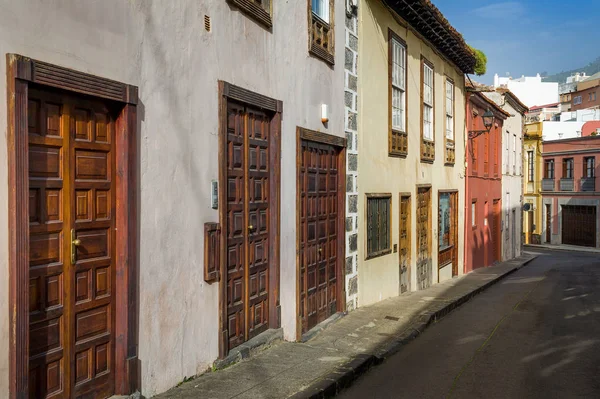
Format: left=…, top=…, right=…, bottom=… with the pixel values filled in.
left=301, top=312, right=345, bottom=343
left=213, top=328, right=283, bottom=370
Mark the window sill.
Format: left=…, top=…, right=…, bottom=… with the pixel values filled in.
left=444, top=162, right=455, bottom=167
left=389, top=151, right=408, bottom=158
left=420, top=157, right=435, bottom=164
left=365, top=249, right=392, bottom=261
left=227, top=0, right=273, bottom=29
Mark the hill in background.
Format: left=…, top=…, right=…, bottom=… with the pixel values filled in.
left=544, top=56, right=600, bottom=83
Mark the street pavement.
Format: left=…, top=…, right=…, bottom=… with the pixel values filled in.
left=339, top=248, right=600, bottom=399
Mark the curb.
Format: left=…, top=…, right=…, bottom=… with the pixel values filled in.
left=289, top=255, right=537, bottom=399
left=524, top=244, right=600, bottom=254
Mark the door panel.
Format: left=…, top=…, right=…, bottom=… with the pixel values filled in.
left=416, top=188, right=431, bottom=290
left=298, top=140, right=340, bottom=334
left=438, top=192, right=458, bottom=278
left=399, top=196, right=410, bottom=293
left=28, top=88, right=116, bottom=399
left=225, top=102, right=273, bottom=349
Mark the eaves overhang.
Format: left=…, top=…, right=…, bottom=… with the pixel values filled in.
left=382, top=0, right=477, bottom=74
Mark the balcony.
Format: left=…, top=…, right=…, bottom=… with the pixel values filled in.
left=542, top=179, right=555, bottom=191
left=581, top=177, right=596, bottom=192
left=560, top=178, right=574, bottom=191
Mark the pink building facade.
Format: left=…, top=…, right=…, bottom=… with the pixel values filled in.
left=541, top=136, right=600, bottom=248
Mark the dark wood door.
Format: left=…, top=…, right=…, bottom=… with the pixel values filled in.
left=298, top=140, right=340, bottom=334
left=545, top=204, right=552, bottom=243
left=492, top=200, right=501, bottom=263
left=562, top=206, right=596, bottom=247
left=28, top=88, right=117, bottom=399
left=225, top=102, right=271, bottom=349
left=416, top=188, right=431, bottom=290
left=399, top=195, right=411, bottom=294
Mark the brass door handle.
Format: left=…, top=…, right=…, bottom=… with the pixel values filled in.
left=248, top=225, right=254, bottom=232
left=71, top=229, right=80, bottom=264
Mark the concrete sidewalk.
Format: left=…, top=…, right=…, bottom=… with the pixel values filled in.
left=525, top=243, right=600, bottom=254
left=151, top=254, right=537, bottom=399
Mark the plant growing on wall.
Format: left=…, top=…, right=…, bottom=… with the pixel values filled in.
left=469, top=46, right=487, bottom=76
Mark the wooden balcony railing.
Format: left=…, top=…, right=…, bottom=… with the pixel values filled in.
left=309, top=13, right=334, bottom=64
left=421, top=139, right=435, bottom=162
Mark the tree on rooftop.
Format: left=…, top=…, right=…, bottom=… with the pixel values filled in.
left=469, top=46, right=487, bottom=76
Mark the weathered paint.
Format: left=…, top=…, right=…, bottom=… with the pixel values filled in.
left=0, top=1, right=345, bottom=396
left=357, top=0, right=466, bottom=306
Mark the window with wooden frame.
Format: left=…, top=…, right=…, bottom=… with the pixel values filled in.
left=472, top=135, right=478, bottom=175
left=544, top=159, right=555, bottom=179
left=471, top=200, right=477, bottom=228
left=421, top=57, right=435, bottom=162
left=527, top=151, right=534, bottom=182
left=585, top=157, right=595, bottom=178
left=309, top=0, right=335, bottom=65
left=512, top=134, right=517, bottom=175
left=493, top=126, right=499, bottom=176
left=484, top=128, right=489, bottom=176
left=563, top=158, right=574, bottom=179
left=389, top=30, right=407, bottom=157
left=366, top=194, right=392, bottom=259
left=444, top=78, right=455, bottom=164
left=227, top=0, right=273, bottom=28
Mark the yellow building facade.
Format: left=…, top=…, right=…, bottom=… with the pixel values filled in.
left=356, top=0, right=474, bottom=306
left=523, top=122, right=544, bottom=244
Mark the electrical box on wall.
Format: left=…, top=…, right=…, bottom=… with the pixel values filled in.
left=211, top=180, right=218, bottom=209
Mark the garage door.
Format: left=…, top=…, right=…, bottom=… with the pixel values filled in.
left=562, top=206, right=597, bottom=247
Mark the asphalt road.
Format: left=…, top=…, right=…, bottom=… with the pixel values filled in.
left=338, top=248, right=600, bottom=399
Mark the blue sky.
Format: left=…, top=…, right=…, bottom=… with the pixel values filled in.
left=433, top=0, right=600, bottom=84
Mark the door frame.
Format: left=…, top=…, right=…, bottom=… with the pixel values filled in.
left=217, top=81, right=282, bottom=358
left=416, top=184, right=432, bottom=289
left=295, top=127, right=346, bottom=340
left=7, top=54, right=139, bottom=398
left=437, top=190, right=458, bottom=280
left=398, top=193, right=411, bottom=294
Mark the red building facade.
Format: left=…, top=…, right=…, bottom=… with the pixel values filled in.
left=465, top=92, right=509, bottom=272
left=540, top=136, right=600, bottom=248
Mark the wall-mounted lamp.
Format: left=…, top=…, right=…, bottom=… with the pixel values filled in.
left=321, top=104, right=329, bottom=123
left=468, top=108, right=495, bottom=139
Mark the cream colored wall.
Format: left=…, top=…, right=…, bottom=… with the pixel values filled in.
left=0, top=0, right=345, bottom=396
left=357, top=0, right=466, bottom=307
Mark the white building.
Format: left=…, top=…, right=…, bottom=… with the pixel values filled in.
left=559, top=72, right=588, bottom=95
left=484, top=90, right=527, bottom=261
left=560, top=108, right=600, bottom=122
left=541, top=121, right=586, bottom=141
left=493, top=73, right=559, bottom=108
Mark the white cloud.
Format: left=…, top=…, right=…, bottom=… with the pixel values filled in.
left=472, top=1, right=526, bottom=19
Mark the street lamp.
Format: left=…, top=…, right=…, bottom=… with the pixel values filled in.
left=468, top=108, right=495, bottom=139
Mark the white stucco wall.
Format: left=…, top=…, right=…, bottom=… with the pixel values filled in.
left=494, top=76, right=558, bottom=108
left=357, top=0, right=466, bottom=307
left=541, top=121, right=585, bottom=141
left=0, top=0, right=345, bottom=396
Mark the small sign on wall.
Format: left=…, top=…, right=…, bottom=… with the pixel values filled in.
left=211, top=180, right=218, bottom=209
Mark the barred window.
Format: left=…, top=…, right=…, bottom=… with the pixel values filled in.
left=366, top=195, right=392, bottom=259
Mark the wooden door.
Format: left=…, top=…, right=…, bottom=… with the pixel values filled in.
left=28, top=88, right=117, bottom=399
left=545, top=204, right=552, bottom=243
left=562, top=206, right=596, bottom=247
left=416, top=188, right=431, bottom=290
left=225, top=102, right=272, bottom=349
left=492, top=200, right=501, bottom=263
left=298, top=140, right=340, bottom=334
left=399, top=195, right=411, bottom=294
left=438, top=192, right=458, bottom=277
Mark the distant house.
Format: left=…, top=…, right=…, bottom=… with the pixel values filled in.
left=540, top=136, right=600, bottom=248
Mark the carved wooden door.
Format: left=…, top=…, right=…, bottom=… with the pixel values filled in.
left=28, top=88, right=116, bottom=398
left=399, top=195, right=411, bottom=294
left=416, top=188, right=431, bottom=290
left=225, top=102, right=271, bottom=349
left=298, top=140, right=340, bottom=334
